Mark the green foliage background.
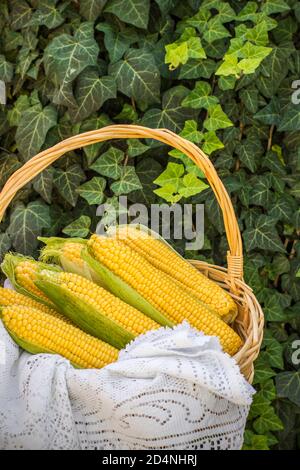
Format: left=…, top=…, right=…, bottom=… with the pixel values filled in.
left=0, top=0, right=300, bottom=450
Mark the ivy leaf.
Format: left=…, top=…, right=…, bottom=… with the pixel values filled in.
left=254, top=98, right=281, bottom=126
left=0, top=154, right=21, bottom=187
left=115, top=103, right=138, bottom=122
left=80, top=114, right=112, bottom=165
left=178, top=173, right=208, bottom=198
left=180, top=119, right=203, bottom=143
left=261, top=0, right=290, bottom=15
left=179, top=59, right=216, bottom=80
left=97, top=23, right=138, bottom=63
left=127, top=139, right=149, bottom=158
left=54, top=164, right=86, bottom=207
left=10, top=0, right=32, bottom=30
left=111, top=166, right=142, bottom=195
left=249, top=393, right=271, bottom=420
left=245, top=20, right=269, bottom=46
left=243, top=215, right=286, bottom=253
left=239, top=87, right=259, bottom=114
left=8, top=201, right=51, bottom=255
left=0, top=55, right=14, bottom=82
left=216, top=54, right=240, bottom=77
left=29, top=0, right=65, bottom=29
left=16, top=104, right=57, bottom=161
left=239, top=42, right=272, bottom=74
left=202, top=131, right=224, bottom=155
left=109, top=48, right=160, bottom=109
left=72, top=69, right=116, bottom=122
left=215, top=2, right=236, bottom=23
left=33, top=168, right=54, bottom=204
left=165, top=42, right=189, bottom=69
left=253, top=355, right=276, bottom=384
left=129, top=158, right=162, bottom=205
left=0, top=233, right=11, bottom=261
left=260, top=380, right=276, bottom=402
left=44, top=22, right=99, bottom=86
left=77, top=176, right=106, bottom=205
left=91, top=147, right=124, bottom=180
left=182, top=81, right=219, bottom=109
left=204, top=104, right=233, bottom=131
left=253, top=406, right=284, bottom=434
left=63, top=215, right=91, bottom=238
left=105, top=0, right=150, bottom=29
left=153, top=183, right=181, bottom=204
left=80, top=0, right=108, bottom=21
left=154, top=162, right=185, bottom=189
left=265, top=338, right=284, bottom=370
left=236, top=137, right=264, bottom=172
left=203, top=17, right=231, bottom=43
left=276, top=372, right=300, bottom=407
left=7, top=95, right=30, bottom=127
left=278, top=104, right=300, bottom=131
left=249, top=176, right=274, bottom=208
left=141, top=86, right=197, bottom=133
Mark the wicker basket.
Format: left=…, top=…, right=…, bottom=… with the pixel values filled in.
left=0, top=124, right=264, bottom=383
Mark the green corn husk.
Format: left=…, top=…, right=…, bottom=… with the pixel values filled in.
left=1, top=253, right=61, bottom=308
left=35, top=269, right=135, bottom=350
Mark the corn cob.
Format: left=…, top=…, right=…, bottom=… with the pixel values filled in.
left=110, top=225, right=238, bottom=323
left=35, top=270, right=161, bottom=349
left=40, top=237, right=174, bottom=328
left=39, top=237, right=94, bottom=280
left=0, top=305, right=118, bottom=369
left=0, top=286, right=69, bottom=322
left=1, top=253, right=61, bottom=308
left=85, top=235, right=243, bottom=356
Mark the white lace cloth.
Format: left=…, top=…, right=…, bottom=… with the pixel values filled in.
left=0, top=290, right=254, bottom=450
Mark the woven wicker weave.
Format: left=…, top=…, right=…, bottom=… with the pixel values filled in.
left=0, top=125, right=264, bottom=382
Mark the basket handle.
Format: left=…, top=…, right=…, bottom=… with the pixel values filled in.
left=0, top=124, right=243, bottom=282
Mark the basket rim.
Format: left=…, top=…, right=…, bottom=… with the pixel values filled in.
left=0, top=124, right=264, bottom=382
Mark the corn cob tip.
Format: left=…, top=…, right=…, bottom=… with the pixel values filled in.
left=1, top=253, right=61, bottom=307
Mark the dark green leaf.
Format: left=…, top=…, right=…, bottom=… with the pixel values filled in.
left=129, top=158, right=162, bottom=204
left=80, top=0, right=107, bottom=21
left=109, top=48, right=160, bottom=109
left=91, top=147, right=124, bottom=180
left=44, top=22, right=99, bottom=87
left=276, top=372, right=300, bottom=407
left=97, top=23, right=138, bottom=63
left=54, top=164, right=86, bottom=207
left=111, top=166, right=142, bottom=195
left=16, top=104, right=57, bottom=161
left=0, top=233, right=11, bottom=261
left=72, top=69, right=116, bottom=122
left=142, top=86, right=197, bottom=132
left=105, top=0, right=150, bottom=29
left=8, top=201, right=51, bottom=255
left=63, top=215, right=91, bottom=238
left=33, top=168, right=54, bottom=204
left=253, top=406, right=284, bottom=433
left=243, top=215, right=285, bottom=253
left=77, top=176, right=106, bottom=205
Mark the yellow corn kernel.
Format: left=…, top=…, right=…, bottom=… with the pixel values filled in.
left=114, top=226, right=238, bottom=323
left=0, top=286, right=69, bottom=322
left=88, top=234, right=242, bottom=356
left=44, top=271, right=160, bottom=337
left=1, top=305, right=118, bottom=369
left=15, top=260, right=51, bottom=304
left=62, top=242, right=85, bottom=268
